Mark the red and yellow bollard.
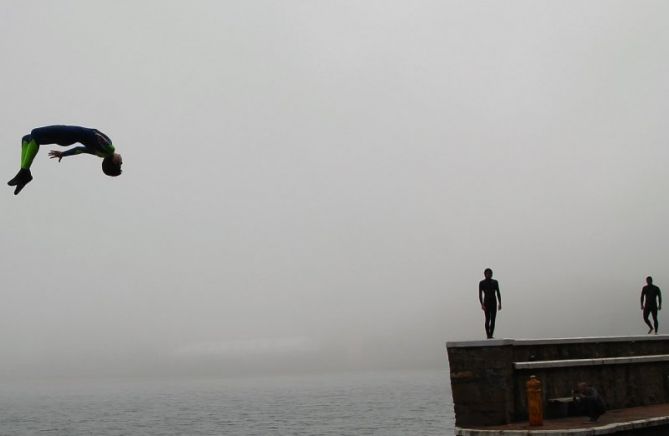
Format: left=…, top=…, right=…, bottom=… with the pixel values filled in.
left=527, top=375, right=543, bottom=426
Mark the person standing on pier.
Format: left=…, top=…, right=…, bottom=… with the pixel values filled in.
left=479, top=268, right=502, bottom=339
left=641, top=276, right=662, bottom=334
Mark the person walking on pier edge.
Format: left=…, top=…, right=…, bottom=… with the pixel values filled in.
left=479, top=268, right=502, bottom=339
left=641, top=276, right=662, bottom=334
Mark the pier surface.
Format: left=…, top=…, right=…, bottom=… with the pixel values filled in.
left=456, top=403, right=669, bottom=435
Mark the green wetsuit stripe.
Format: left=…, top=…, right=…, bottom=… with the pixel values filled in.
left=20, top=138, right=39, bottom=169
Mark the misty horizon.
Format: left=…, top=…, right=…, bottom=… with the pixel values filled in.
left=2, top=1, right=669, bottom=381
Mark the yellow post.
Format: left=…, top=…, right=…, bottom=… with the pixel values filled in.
left=527, top=375, right=543, bottom=426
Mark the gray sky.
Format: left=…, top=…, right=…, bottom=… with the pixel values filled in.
left=1, top=0, right=669, bottom=379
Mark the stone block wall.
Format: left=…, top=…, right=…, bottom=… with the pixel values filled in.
left=448, top=343, right=514, bottom=426
left=447, top=336, right=669, bottom=427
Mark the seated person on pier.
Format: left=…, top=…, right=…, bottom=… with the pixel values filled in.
left=572, top=382, right=606, bottom=422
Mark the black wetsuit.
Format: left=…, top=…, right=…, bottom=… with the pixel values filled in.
left=28, top=125, right=115, bottom=158
left=642, top=284, right=662, bottom=333
left=479, top=278, right=500, bottom=338
left=7, top=125, right=117, bottom=196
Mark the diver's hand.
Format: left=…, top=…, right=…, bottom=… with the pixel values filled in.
left=49, top=150, right=63, bottom=162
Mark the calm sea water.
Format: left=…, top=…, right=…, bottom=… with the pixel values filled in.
left=0, top=369, right=454, bottom=435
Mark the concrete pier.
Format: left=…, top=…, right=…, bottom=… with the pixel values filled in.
left=447, top=336, right=669, bottom=435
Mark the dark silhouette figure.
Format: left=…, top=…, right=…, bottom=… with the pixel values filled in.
left=479, top=268, right=502, bottom=339
left=641, top=276, right=662, bottom=334
left=7, top=125, right=122, bottom=195
left=573, top=382, right=606, bottom=422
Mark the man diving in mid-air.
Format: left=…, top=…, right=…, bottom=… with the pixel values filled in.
left=7, top=125, right=123, bottom=195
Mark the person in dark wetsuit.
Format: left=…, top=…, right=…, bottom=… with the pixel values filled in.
left=641, top=276, right=662, bottom=334
left=7, top=125, right=123, bottom=195
left=479, top=268, right=502, bottom=339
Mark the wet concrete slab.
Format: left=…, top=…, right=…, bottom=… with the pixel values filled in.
left=456, top=403, right=669, bottom=435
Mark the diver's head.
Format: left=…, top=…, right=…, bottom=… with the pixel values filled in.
left=647, top=276, right=653, bottom=285
left=484, top=268, right=493, bottom=279
left=102, top=153, right=123, bottom=177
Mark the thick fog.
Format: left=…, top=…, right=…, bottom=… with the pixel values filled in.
left=1, top=1, right=668, bottom=379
